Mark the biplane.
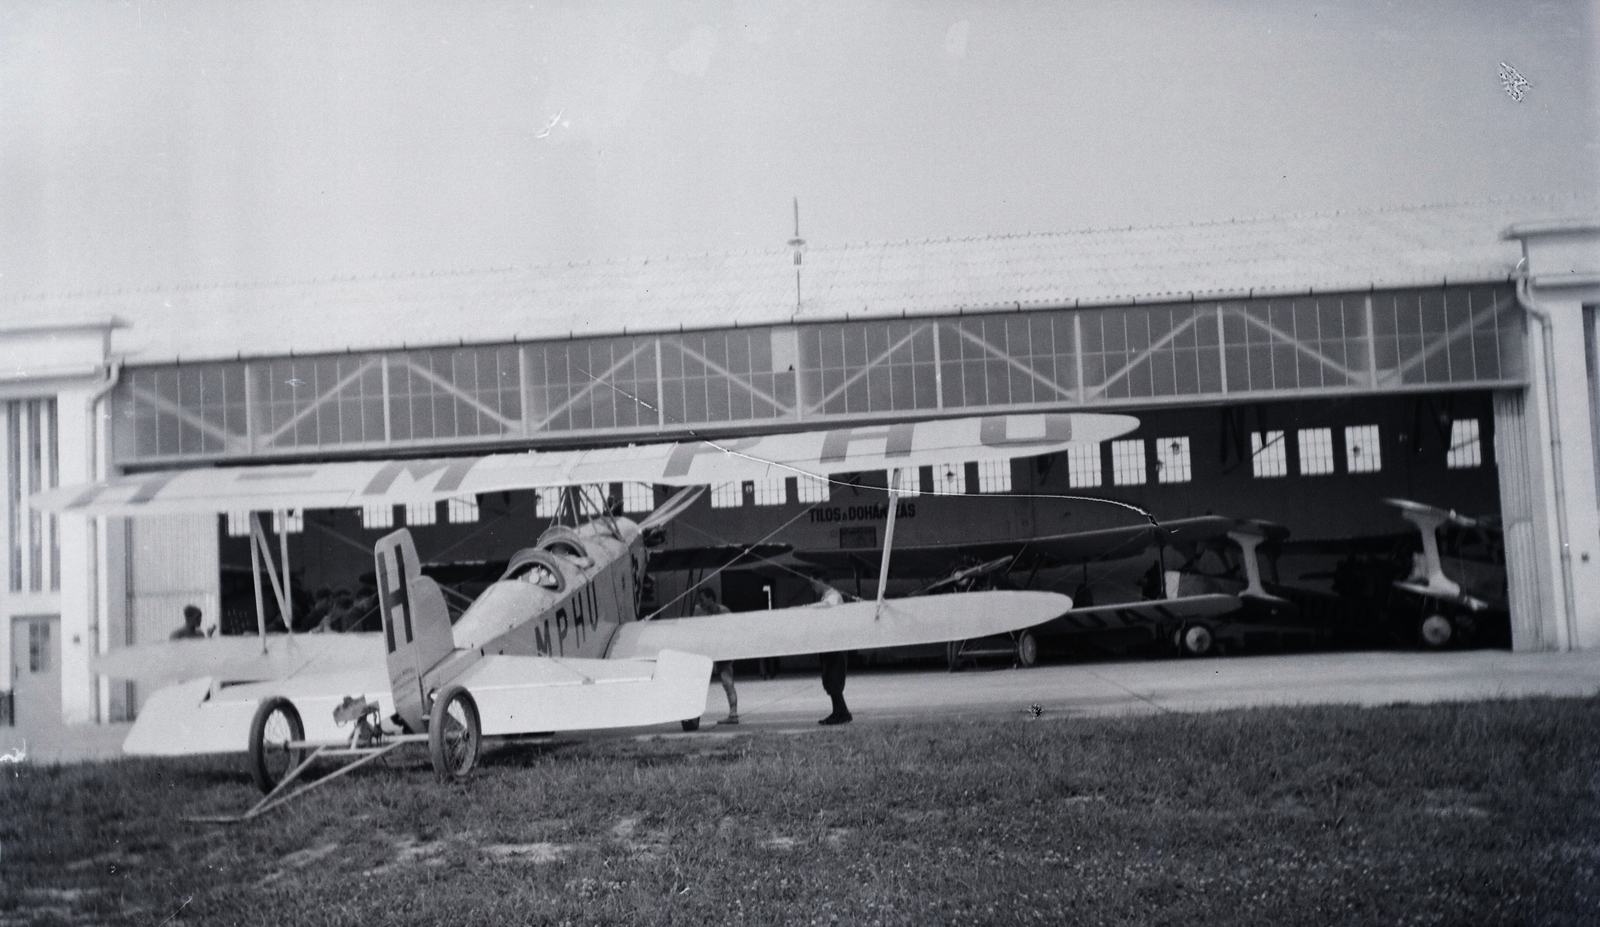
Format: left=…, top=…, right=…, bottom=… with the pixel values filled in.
left=1381, top=498, right=1510, bottom=648
left=33, top=412, right=1136, bottom=805
left=796, top=515, right=1301, bottom=665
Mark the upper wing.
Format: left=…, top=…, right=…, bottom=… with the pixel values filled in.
left=604, top=589, right=1071, bottom=661
left=31, top=412, right=1137, bottom=517
left=792, top=516, right=1286, bottom=579
left=93, top=633, right=384, bottom=686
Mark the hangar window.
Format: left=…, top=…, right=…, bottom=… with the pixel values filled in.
left=621, top=482, right=655, bottom=513
left=1112, top=439, right=1147, bottom=486
left=226, top=511, right=252, bottom=537
left=5, top=399, right=59, bottom=593
left=976, top=459, right=1012, bottom=493
left=360, top=505, right=395, bottom=530
left=27, top=619, right=50, bottom=673
left=1447, top=419, right=1482, bottom=468
left=753, top=477, right=787, bottom=506
left=1156, top=437, right=1191, bottom=483
left=931, top=462, right=966, bottom=496
left=448, top=496, right=479, bottom=523
left=1065, top=444, right=1101, bottom=488
left=796, top=474, right=831, bottom=503
left=1297, top=429, right=1336, bottom=475
left=1251, top=431, right=1288, bottom=478
left=1345, top=425, right=1383, bottom=473
left=710, top=482, right=743, bottom=508
left=535, top=490, right=562, bottom=519
left=403, top=503, right=436, bottom=527
left=271, top=509, right=305, bottom=533
left=889, top=467, right=921, bottom=498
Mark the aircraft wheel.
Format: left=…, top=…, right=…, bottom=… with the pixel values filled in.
left=248, top=697, right=306, bottom=794
left=1015, top=631, right=1039, bottom=668
left=1178, top=623, right=1214, bottom=657
left=681, top=718, right=701, bottom=732
left=1419, top=614, right=1455, bottom=649
left=429, top=686, right=482, bottom=782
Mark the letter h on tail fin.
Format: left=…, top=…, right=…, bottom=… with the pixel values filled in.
left=375, top=529, right=457, bottom=732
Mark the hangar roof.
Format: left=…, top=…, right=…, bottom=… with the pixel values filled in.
left=4, top=194, right=1590, bottom=365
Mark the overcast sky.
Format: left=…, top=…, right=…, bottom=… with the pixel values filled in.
left=1, top=0, right=1593, bottom=298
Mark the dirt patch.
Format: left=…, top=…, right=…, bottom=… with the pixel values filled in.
left=484, top=842, right=573, bottom=863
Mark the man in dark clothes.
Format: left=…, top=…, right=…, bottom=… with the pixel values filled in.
left=818, top=651, right=851, bottom=725
left=170, top=604, right=205, bottom=639
left=809, top=576, right=851, bottom=725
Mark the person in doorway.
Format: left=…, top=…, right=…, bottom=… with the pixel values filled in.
left=808, top=576, right=851, bottom=725
left=692, top=587, right=738, bottom=725
left=171, top=604, right=205, bottom=640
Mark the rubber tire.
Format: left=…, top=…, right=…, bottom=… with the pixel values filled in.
left=681, top=718, right=701, bottom=732
left=1179, top=624, right=1215, bottom=657
left=429, top=686, right=482, bottom=782
left=248, top=697, right=306, bottom=795
left=1015, top=631, right=1039, bottom=668
left=1419, top=614, right=1454, bottom=649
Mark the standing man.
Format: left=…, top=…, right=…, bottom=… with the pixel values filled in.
left=692, top=587, right=738, bottom=725
left=809, top=576, right=852, bottom=725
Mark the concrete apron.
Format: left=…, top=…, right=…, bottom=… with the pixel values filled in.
left=8, top=649, right=1600, bottom=763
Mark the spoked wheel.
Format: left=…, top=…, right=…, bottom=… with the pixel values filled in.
left=1015, top=630, right=1039, bottom=668
left=429, top=686, right=482, bottom=782
left=1178, top=623, right=1215, bottom=657
left=248, top=697, right=306, bottom=794
left=1419, top=614, right=1454, bottom=649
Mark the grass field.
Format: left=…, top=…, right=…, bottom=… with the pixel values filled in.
left=3, top=697, right=1598, bottom=926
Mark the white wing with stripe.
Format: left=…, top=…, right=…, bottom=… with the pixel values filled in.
left=31, top=412, right=1137, bottom=516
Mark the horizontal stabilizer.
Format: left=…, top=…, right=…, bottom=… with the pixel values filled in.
left=450, top=650, right=713, bottom=736
left=606, top=590, right=1072, bottom=662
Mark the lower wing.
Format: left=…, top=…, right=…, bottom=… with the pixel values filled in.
left=1035, top=594, right=1242, bottom=634
left=93, top=633, right=384, bottom=687
left=605, top=590, right=1072, bottom=662
left=119, top=650, right=711, bottom=756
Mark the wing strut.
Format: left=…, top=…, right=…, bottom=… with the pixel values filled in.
left=875, top=470, right=902, bottom=619
left=246, top=512, right=296, bottom=650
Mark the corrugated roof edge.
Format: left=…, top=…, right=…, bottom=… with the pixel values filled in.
left=0, top=192, right=1585, bottom=307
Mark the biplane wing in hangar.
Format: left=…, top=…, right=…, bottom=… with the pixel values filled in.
left=33, top=413, right=1136, bottom=780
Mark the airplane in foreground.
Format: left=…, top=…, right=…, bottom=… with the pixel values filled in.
left=35, top=412, right=1137, bottom=804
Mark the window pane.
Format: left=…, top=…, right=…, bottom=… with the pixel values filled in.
left=447, top=496, right=480, bottom=523
left=1297, top=428, right=1335, bottom=475
left=1447, top=419, right=1482, bottom=468
left=1155, top=436, right=1191, bottom=483
left=752, top=477, right=787, bottom=506
left=710, top=482, right=743, bottom=508
left=977, top=460, right=1012, bottom=493
left=796, top=474, right=831, bottom=503
left=1345, top=425, right=1383, bottom=473
left=930, top=461, right=966, bottom=496
left=1112, top=439, right=1147, bottom=486
left=1251, top=431, right=1288, bottom=478
left=622, top=482, right=656, bottom=513
left=1066, top=444, right=1102, bottom=488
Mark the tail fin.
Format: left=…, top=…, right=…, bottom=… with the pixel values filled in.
left=375, top=529, right=457, bottom=732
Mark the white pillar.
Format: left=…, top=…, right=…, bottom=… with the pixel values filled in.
left=1504, top=217, right=1600, bottom=651
left=56, top=386, right=96, bottom=723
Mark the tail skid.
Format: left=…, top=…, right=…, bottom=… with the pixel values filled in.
left=375, top=529, right=457, bottom=731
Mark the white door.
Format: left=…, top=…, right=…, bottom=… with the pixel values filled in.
left=10, top=615, right=62, bottom=731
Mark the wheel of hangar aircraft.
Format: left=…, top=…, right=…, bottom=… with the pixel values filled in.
left=248, top=697, right=306, bottom=794
left=1177, top=623, right=1215, bottom=657
left=1015, top=630, right=1039, bottom=668
left=1419, top=614, right=1455, bottom=649
left=428, top=686, right=482, bottom=782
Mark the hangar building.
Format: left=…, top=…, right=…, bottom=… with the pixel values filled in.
left=1, top=196, right=1596, bottom=733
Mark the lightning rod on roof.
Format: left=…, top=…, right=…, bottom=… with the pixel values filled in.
left=788, top=196, right=806, bottom=311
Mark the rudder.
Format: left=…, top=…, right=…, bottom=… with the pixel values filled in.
left=375, top=529, right=457, bottom=732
